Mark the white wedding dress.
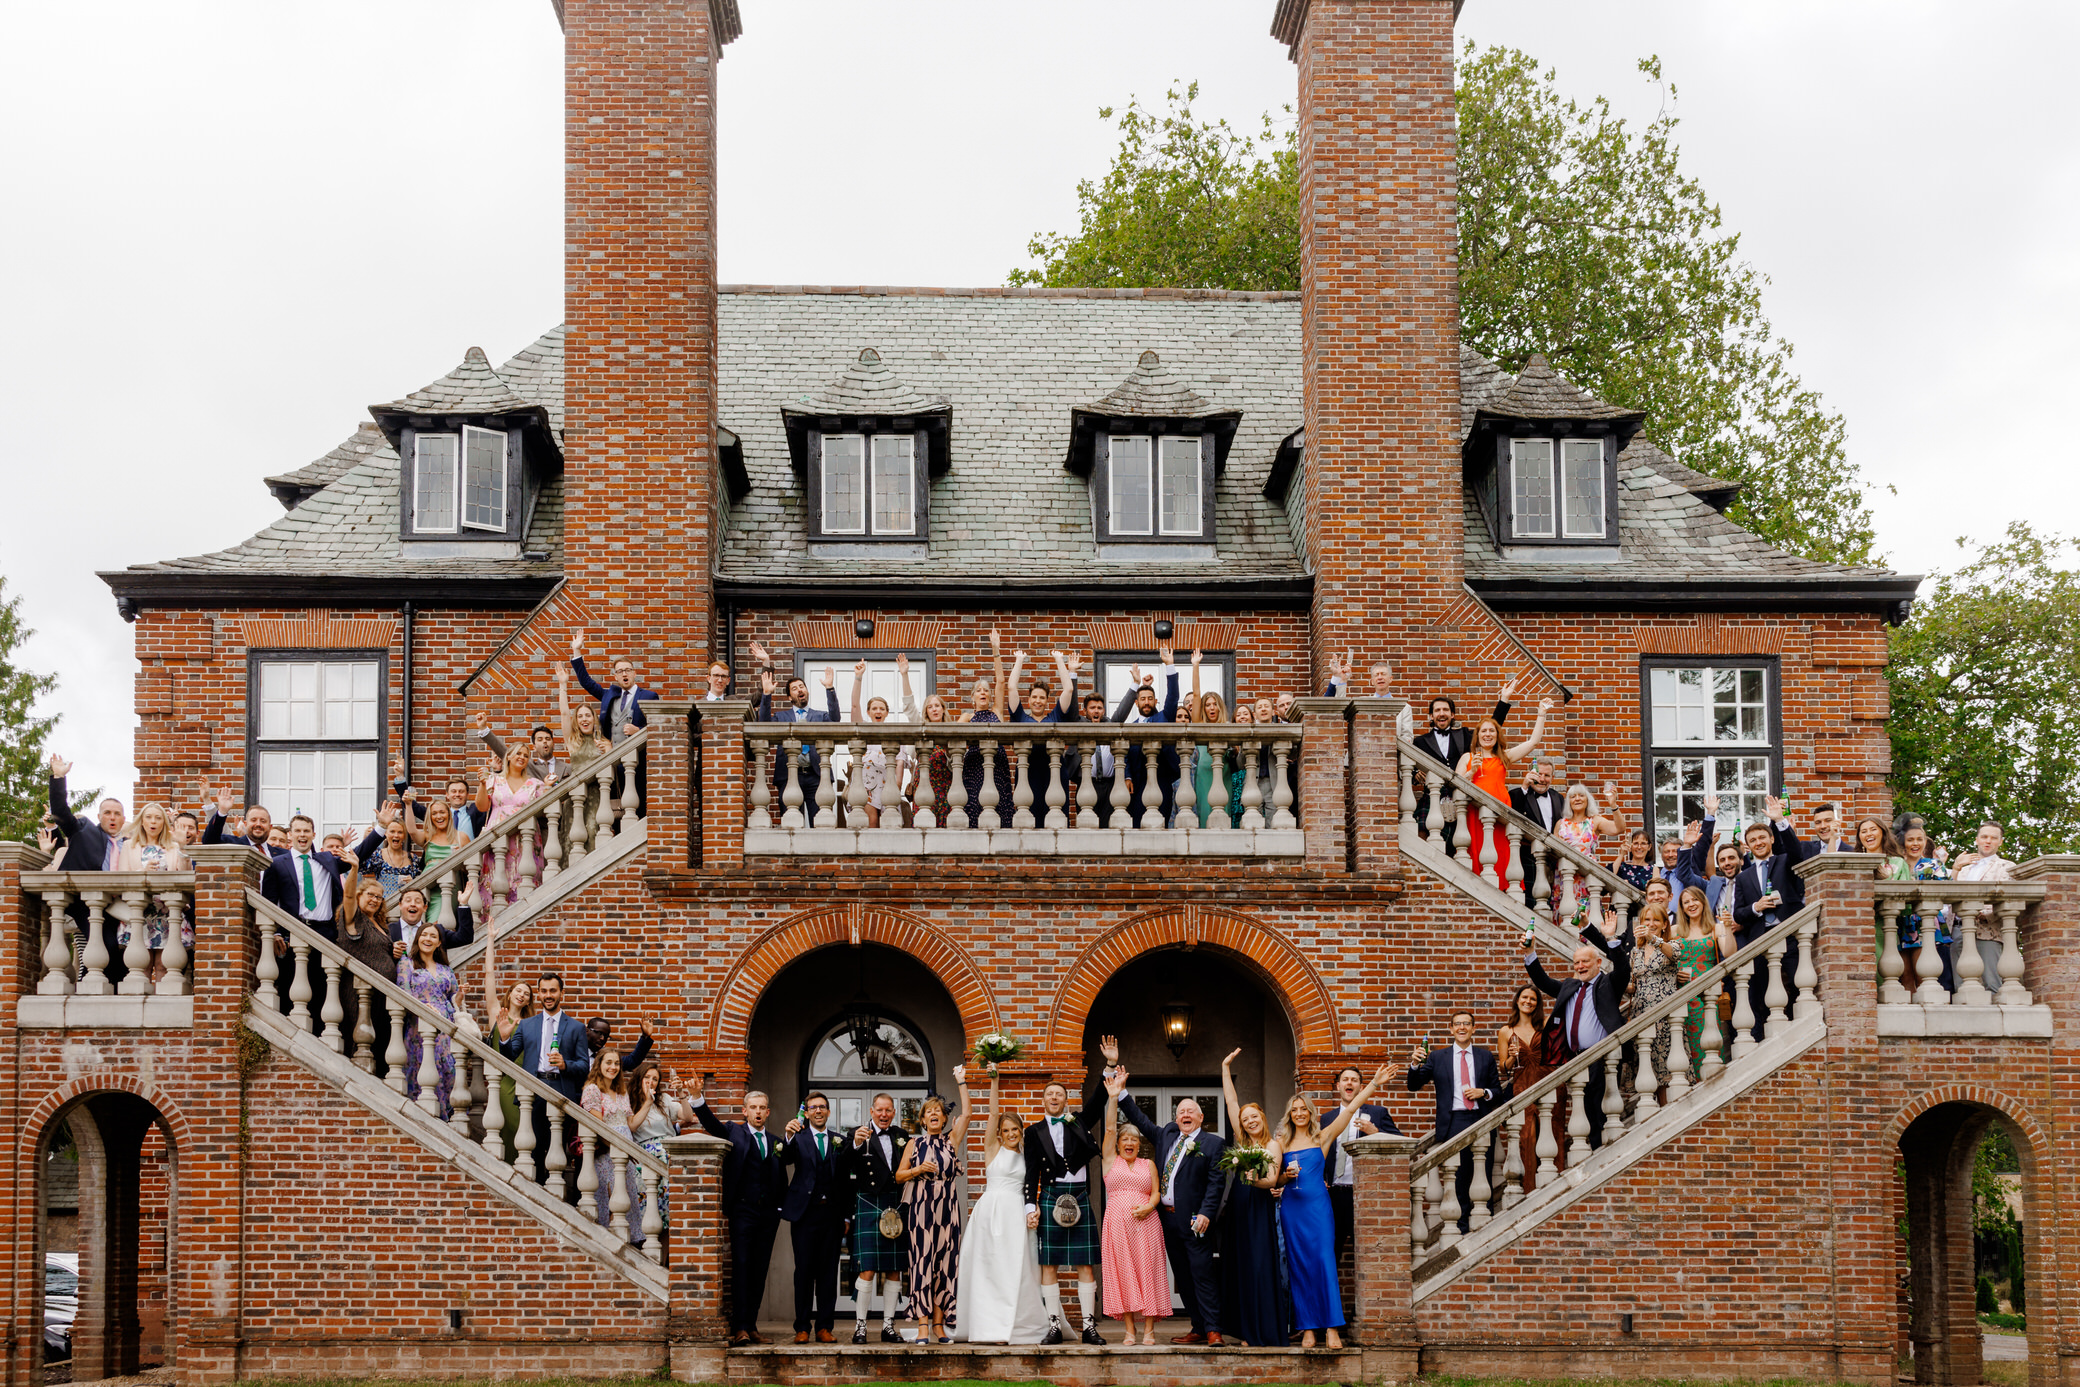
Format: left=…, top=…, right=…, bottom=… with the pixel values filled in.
left=955, top=1144, right=1049, bottom=1343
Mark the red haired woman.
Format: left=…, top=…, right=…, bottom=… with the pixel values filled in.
left=1454, top=697, right=1553, bottom=889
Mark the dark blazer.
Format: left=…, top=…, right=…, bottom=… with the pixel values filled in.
left=1526, top=947, right=1632, bottom=1052
left=201, top=809, right=280, bottom=852
left=1731, top=823, right=1807, bottom=940
left=779, top=1125, right=848, bottom=1223
left=1322, top=1101, right=1402, bottom=1183
left=1405, top=1047, right=1504, bottom=1133
left=756, top=687, right=843, bottom=788
left=571, top=658, right=659, bottom=734
left=693, top=1102, right=788, bottom=1217
left=497, top=1010, right=592, bottom=1101
left=1407, top=701, right=1513, bottom=779
left=840, top=1123, right=911, bottom=1201
left=1118, top=1095, right=1227, bottom=1224
left=1113, top=672, right=1179, bottom=788
left=259, top=847, right=353, bottom=933
left=388, top=912, right=472, bottom=957
left=1673, top=818, right=1741, bottom=916
left=48, top=776, right=117, bottom=872
left=1510, top=785, right=1566, bottom=833
left=1022, top=1109, right=1101, bottom=1206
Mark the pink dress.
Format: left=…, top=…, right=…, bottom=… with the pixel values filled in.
left=1555, top=818, right=1599, bottom=930
left=478, top=775, right=546, bottom=909
left=1100, top=1157, right=1167, bottom=1319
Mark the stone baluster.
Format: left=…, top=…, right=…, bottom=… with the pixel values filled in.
left=1137, top=738, right=1163, bottom=831
left=1913, top=893, right=1951, bottom=1008
left=1501, top=1109, right=1527, bottom=1208
left=155, top=888, right=190, bottom=996
left=1424, top=773, right=1446, bottom=837
left=539, top=799, right=564, bottom=887
left=1556, top=862, right=1579, bottom=927
left=254, top=911, right=281, bottom=1006
left=577, top=1129, right=601, bottom=1220
left=1173, top=736, right=1197, bottom=829
left=449, top=1037, right=474, bottom=1134
left=594, top=759, right=619, bottom=842
left=621, top=745, right=643, bottom=823
left=1466, top=1129, right=1494, bottom=1231
left=1794, top=915, right=1821, bottom=1019
left=1100, top=741, right=1126, bottom=826
left=514, top=1093, right=538, bottom=1179
left=38, top=891, right=75, bottom=996
left=1409, top=1182, right=1429, bottom=1258
left=288, top=941, right=314, bottom=1026
left=1601, top=1051, right=1625, bottom=1138
left=1565, top=1070, right=1593, bottom=1164
left=545, top=1106, right=569, bottom=1199
left=1453, top=797, right=1474, bottom=872
left=1270, top=738, right=1295, bottom=830
left=435, top=858, right=462, bottom=932
left=1435, top=1156, right=1463, bottom=1249
left=1585, top=881, right=1605, bottom=934
left=1504, top=822, right=1525, bottom=898
left=879, top=738, right=908, bottom=834
left=609, top=1149, right=634, bottom=1242
left=813, top=739, right=837, bottom=826
left=414, top=1015, right=442, bottom=1116
left=486, top=832, right=511, bottom=913
left=462, top=855, right=486, bottom=938
left=1763, top=937, right=1790, bottom=1037
left=1475, top=804, right=1499, bottom=886
left=640, top=1164, right=665, bottom=1261
left=77, top=890, right=112, bottom=995
left=1954, top=902, right=1990, bottom=1006
left=1398, top=756, right=1417, bottom=836
left=480, top=1063, right=506, bottom=1158
left=515, top=821, right=540, bottom=900
left=914, top=738, right=940, bottom=827
left=779, top=742, right=806, bottom=829
left=977, top=740, right=1001, bottom=830
left=1698, top=977, right=1725, bottom=1082
left=383, top=991, right=409, bottom=1093
left=1995, top=899, right=2031, bottom=1006
left=1044, top=741, right=1068, bottom=829
left=1073, top=740, right=1098, bottom=827
left=1730, top=958, right=1758, bottom=1061
left=1421, top=1165, right=1445, bottom=1246
left=468, top=1052, right=488, bottom=1120
left=1630, top=1026, right=1659, bottom=1121
left=1663, top=1011, right=1692, bottom=1102
left=1010, top=741, right=1035, bottom=829
left=1206, top=741, right=1230, bottom=826
left=1878, top=904, right=1909, bottom=1004
left=748, top=737, right=774, bottom=829
left=1242, top=742, right=1267, bottom=830
left=846, top=737, right=869, bottom=825
left=946, top=740, right=970, bottom=828
left=1530, top=848, right=1552, bottom=916
left=350, top=976, right=375, bottom=1072
left=117, top=890, right=153, bottom=995
left=319, top=955, right=345, bottom=1053
left=1535, top=1089, right=1561, bottom=1180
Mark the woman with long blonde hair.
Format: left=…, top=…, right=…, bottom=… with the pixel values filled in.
left=920, top=693, right=954, bottom=826
left=1184, top=650, right=1222, bottom=827
left=953, top=1062, right=1047, bottom=1342
left=1453, top=697, right=1552, bottom=890
left=115, top=802, right=189, bottom=981
left=1275, top=1064, right=1390, bottom=1349
left=1217, top=1049, right=1291, bottom=1346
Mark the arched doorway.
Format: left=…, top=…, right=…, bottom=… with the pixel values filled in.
left=745, top=942, right=966, bottom=1326
left=33, top=1090, right=180, bottom=1386
left=1896, top=1099, right=2039, bottom=1386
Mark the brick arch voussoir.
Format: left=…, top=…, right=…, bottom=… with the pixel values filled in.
left=21, top=1073, right=193, bottom=1161
left=709, top=905, right=1001, bottom=1052
left=1886, top=1083, right=2050, bottom=1165
left=1046, top=906, right=1340, bottom=1054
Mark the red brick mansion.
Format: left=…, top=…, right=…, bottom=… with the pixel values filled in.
left=4, top=2, right=2073, bottom=1385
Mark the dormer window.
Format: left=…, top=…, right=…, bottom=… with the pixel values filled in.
left=1065, top=352, right=1240, bottom=552
left=1508, top=437, right=1608, bottom=540
left=1464, top=354, right=1640, bottom=553
left=371, top=346, right=561, bottom=551
left=410, top=426, right=510, bottom=535
left=809, top=429, right=926, bottom=539
left=1101, top=434, right=1206, bottom=538
left=782, top=348, right=951, bottom=547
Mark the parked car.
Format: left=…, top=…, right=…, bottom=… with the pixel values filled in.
left=45, top=1253, right=77, bottom=1358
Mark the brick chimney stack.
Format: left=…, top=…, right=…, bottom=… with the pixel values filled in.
left=562, top=0, right=740, bottom=671
left=1275, top=0, right=1462, bottom=687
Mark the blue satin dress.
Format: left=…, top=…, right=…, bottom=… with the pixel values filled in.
left=1279, top=1145, right=1344, bottom=1331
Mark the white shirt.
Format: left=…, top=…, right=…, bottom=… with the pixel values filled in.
left=1955, top=857, right=2003, bottom=882
left=1042, top=1115, right=1087, bottom=1184
left=871, top=1121, right=896, bottom=1170
left=1333, top=1107, right=1363, bottom=1187
left=1532, top=790, right=1557, bottom=829
left=288, top=850, right=333, bottom=919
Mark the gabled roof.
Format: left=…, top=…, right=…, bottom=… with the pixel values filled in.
left=1078, top=350, right=1238, bottom=421
left=263, top=421, right=394, bottom=510
left=373, top=346, right=538, bottom=419
left=1473, top=353, right=1646, bottom=431
left=781, top=347, right=948, bottom=420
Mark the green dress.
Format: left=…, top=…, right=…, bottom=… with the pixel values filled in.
left=421, top=838, right=460, bottom=922
left=1190, top=745, right=1215, bottom=827
left=1674, top=935, right=1719, bottom=1069
left=1873, top=855, right=1910, bottom=961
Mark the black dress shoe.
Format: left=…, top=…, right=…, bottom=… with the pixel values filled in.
left=851, top=1325, right=868, bottom=1344
left=1080, top=1325, right=1105, bottom=1346
left=1041, top=1322, right=1065, bottom=1346
left=880, top=1327, right=901, bottom=1343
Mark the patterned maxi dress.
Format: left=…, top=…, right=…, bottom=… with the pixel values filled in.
left=902, top=1132, right=962, bottom=1320
left=581, top=1084, right=641, bottom=1241
left=115, top=843, right=193, bottom=951
left=477, top=775, right=546, bottom=911
left=1674, top=935, right=1720, bottom=1070
left=397, top=958, right=459, bottom=1119
left=1624, top=942, right=1683, bottom=1100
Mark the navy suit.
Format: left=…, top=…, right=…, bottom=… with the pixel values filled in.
left=260, top=844, right=355, bottom=1027
left=780, top=1125, right=848, bottom=1334
left=694, top=1102, right=787, bottom=1335
left=571, top=658, right=659, bottom=733
left=1527, top=939, right=1630, bottom=1149
left=1407, top=1048, right=1504, bottom=1231
left=1117, top=672, right=1179, bottom=828
left=1731, top=823, right=1808, bottom=1041
left=757, top=688, right=843, bottom=826
left=1672, top=818, right=1741, bottom=917
left=1120, top=1095, right=1227, bottom=1336
left=497, top=1011, right=592, bottom=1188
left=48, top=776, right=132, bottom=988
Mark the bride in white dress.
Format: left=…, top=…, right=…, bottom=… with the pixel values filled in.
left=953, top=1064, right=1049, bottom=1343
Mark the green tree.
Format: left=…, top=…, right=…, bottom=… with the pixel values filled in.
left=1009, top=49, right=1881, bottom=566
left=1888, top=524, right=2080, bottom=860
left=0, top=576, right=87, bottom=843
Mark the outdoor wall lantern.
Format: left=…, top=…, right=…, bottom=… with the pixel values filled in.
left=855, top=618, right=876, bottom=641
left=1152, top=619, right=1175, bottom=641
left=1160, top=1001, right=1194, bottom=1060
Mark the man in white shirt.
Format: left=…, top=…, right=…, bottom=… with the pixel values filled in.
left=1954, top=822, right=2017, bottom=994
left=704, top=661, right=732, bottom=701
left=1405, top=1012, right=1502, bottom=1231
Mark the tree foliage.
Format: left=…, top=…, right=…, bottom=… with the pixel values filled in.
left=1008, top=50, right=1880, bottom=566
left=0, top=576, right=87, bottom=843
left=1888, top=524, right=2080, bottom=860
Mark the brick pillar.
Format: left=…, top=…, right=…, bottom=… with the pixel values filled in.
left=0, top=841, right=51, bottom=1387
left=564, top=0, right=737, bottom=670
left=698, top=697, right=751, bottom=869
left=1279, top=0, right=1463, bottom=690
left=644, top=700, right=694, bottom=872
left=1348, top=697, right=1405, bottom=874
left=1347, top=1131, right=1420, bottom=1378
left=1293, top=697, right=1349, bottom=870
left=177, top=845, right=265, bottom=1386
left=662, top=1131, right=730, bottom=1380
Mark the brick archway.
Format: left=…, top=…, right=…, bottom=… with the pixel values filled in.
left=23, top=1072, right=191, bottom=1155
left=1885, top=1083, right=2048, bottom=1158
left=1045, top=905, right=1340, bottom=1054
left=707, top=904, right=1000, bottom=1052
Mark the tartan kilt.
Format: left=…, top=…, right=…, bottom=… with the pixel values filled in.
left=1035, top=1180, right=1100, bottom=1266
left=851, top=1191, right=908, bottom=1274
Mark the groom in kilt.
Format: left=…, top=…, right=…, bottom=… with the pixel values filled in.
left=1024, top=1077, right=1105, bottom=1345
left=843, top=1093, right=910, bottom=1343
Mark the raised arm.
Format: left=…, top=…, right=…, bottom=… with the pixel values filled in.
left=946, top=1065, right=973, bottom=1143
left=1056, top=651, right=1079, bottom=716
left=1101, top=1074, right=1122, bottom=1168
left=1593, top=780, right=1625, bottom=838
left=1504, top=697, right=1553, bottom=763
left=46, top=756, right=82, bottom=836
left=896, top=652, right=918, bottom=721
left=850, top=660, right=867, bottom=724
left=989, top=629, right=1008, bottom=719
left=1006, top=648, right=1028, bottom=717
left=1321, top=1064, right=1391, bottom=1147
left=1191, top=649, right=1204, bottom=725
left=1158, top=645, right=1179, bottom=721
left=820, top=667, right=840, bottom=720
left=1219, top=1046, right=1243, bottom=1139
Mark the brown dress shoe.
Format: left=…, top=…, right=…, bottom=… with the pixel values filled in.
left=794, top=1332, right=810, bottom=1344
left=1170, top=1331, right=1206, bottom=1345
left=816, top=1330, right=836, bottom=1343
left=1205, top=1333, right=1224, bottom=1347
left=730, top=1331, right=752, bottom=1346
left=749, top=1331, right=770, bottom=1345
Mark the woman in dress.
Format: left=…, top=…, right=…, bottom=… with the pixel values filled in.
left=1555, top=782, right=1625, bottom=928
left=627, top=1060, right=680, bottom=1247
left=1625, top=906, right=1684, bottom=1103
left=415, top=799, right=468, bottom=927
left=336, top=876, right=396, bottom=1067
left=1184, top=652, right=1223, bottom=828
left=489, top=978, right=534, bottom=1163
left=1453, top=698, right=1553, bottom=890
left=1226, top=702, right=1256, bottom=826
left=396, top=921, right=459, bottom=1119
left=114, top=802, right=189, bottom=983
left=897, top=1065, right=972, bottom=1342
left=850, top=655, right=920, bottom=829
left=958, top=631, right=1016, bottom=829
left=921, top=695, right=954, bottom=826
left=953, top=1065, right=1047, bottom=1343
left=474, top=743, right=547, bottom=911
left=1854, top=815, right=1912, bottom=968
left=356, top=807, right=422, bottom=906
left=1496, top=983, right=1558, bottom=1190
left=556, top=662, right=616, bottom=842
left=1900, top=820, right=1955, bottom=993
left=580, top=1049, right=638, bottom=1239
left=1614, top=829, right=1655, bottom=895
left=1274, top=1064, right=1391, bottom=1349
left=1098, top=1068, right=1166, bottom=1346
left=1217, top=1049, right=1291, bottom=1348
left=1671, top=885, right=1735, bottom=1070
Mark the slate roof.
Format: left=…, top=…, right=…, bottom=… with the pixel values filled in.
left=1474, top=353, right=1645, bottom=426
left=781, top=346, right=948, bottom=421
left=371, top=346, right=538, bottom=421
left=1078, top=349, right=1239, bottom=421
left=263, top=420, right=393, bottom=510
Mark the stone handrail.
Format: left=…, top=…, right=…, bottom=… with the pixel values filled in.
left=400, top=729, right=648, bottom=935
left=1870, top=877, right=2047, bottom=1008
left=250, top=891, right=669, bottom=1259
left=1397, top=736, right=1638, bottom=923
left=742, top=718, right=1299, bottom=837
left=1407, top=900, right=1822, bottom=1253
left=21, top=870, right=198, bottom=1000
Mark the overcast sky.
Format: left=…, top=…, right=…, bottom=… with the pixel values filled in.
left=3, top=0, right=2072, bottom=805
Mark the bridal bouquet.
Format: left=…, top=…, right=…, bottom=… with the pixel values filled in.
left=1216, top=1144, right=1273, bottom=1180
left=973, top=1032, right=1024, bottom=1066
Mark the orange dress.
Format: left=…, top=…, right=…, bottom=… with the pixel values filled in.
left=1465, top=754, right=1512, bottom=889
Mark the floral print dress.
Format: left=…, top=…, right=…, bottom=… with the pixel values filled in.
left=397, top=958, right=459, bottom=1119
left=477, top=774, right=546, bottom=909
left=115, top=843, right=193, bottom=951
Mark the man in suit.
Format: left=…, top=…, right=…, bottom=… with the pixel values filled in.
left=755, top=664, right=842, bottom=825
left=841, top=1093, right=910, bottom=1343
left=496, top=971, right=593, bottom=1190
left=1324, top=1063, right=1404, bottom=1273
left=259, top=813, right=356, bottom=1025
left=691, top=1081, right=788, bottom=1345
left=1510, top=759, right=1566, bottom=905
left=47, top=758, right=134, bottom=989
left=201, top=785, right=276, bottom=850
left=388, top=885, right=472, bottom=955
left=1321, top=652, right=1393, bottom=698
left=572, top=626, right=658, bottom=809
left=1405, top=1013, right=1505, bottom=1232
left=1023, top=1071, right=1104, bottom=1345
left=1114, top=650, right=1180, bottom=828
left=1731, top=794, right=1807, bottom=1041
left=1673, top=795, right=1748, bottom=918
left=1954, top=822, right=2018, bottom=991
left=1409, top=679, right=1517, bottom=854
left=472, top=713, right=562, bottom=785
left=1117, top=1074, right=1228, bottom=1346
left=779, top=1091, right=847, bottom=1343
left=1526, top=926, right=1632, bottom=1149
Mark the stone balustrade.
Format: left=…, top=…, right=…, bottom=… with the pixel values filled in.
left=253, top=893, right=671, bottom=1260
left=1870, top=876, right=2051, bottom=1037
left=741, top=720, right=1302, bottom=856
left=18, top=870, right=199, bottom=1027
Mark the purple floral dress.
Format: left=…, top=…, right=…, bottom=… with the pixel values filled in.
left=397, top=959, right=459, bottom=1119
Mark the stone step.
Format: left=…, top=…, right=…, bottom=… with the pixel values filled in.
left=722, top=1339, right=1375, bottom=1386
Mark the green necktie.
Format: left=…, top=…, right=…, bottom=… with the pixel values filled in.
left=756, top=1132, right=767, bottom=1159
left=300, top=853, right=317, bottom=911
left=816, top=1130, right=827, bottom=1159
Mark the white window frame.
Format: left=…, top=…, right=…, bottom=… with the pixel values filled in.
left=1108, top=434, right=1154, bottom=537
left=411, top=433, right=459, bottom=535
left=252, top=656, right=384, bottom=843
left=461, top=424, right=509, bottom=532
left=1642, top=662, right=1779, bottom=841
left=1158, top=435, right=1205, bottom=536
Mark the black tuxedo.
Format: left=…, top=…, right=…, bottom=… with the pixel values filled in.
left=1730, top=823, right=1807, bottom=1040
left=1510, top=784, right=1566, bottom=833
left=48, top=775, right=132, bottom=989
left=842, top=1122, right=911, bottom=1200
left=1119, top=1095, right=1227, bottom=1336
left=780, top=1125, right=847, bottom=1333
left=1406, top=1047, right=1503, bottom=1232
left=694, top=1102, right=786, bottom=1334
left=1409, top=701, right=1511, bottom=851
left=1021, top=1108, right=1100, bottom=1207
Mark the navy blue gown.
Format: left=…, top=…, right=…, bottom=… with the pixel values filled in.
left=1219, top=1177, right=1290, bottom=1346
left=1280, top=1145, right=1344, bottom=1331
